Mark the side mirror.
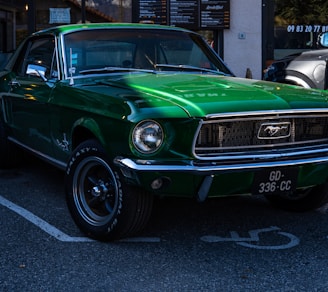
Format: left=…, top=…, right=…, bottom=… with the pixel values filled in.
left=26, top=63, right=47, bottom=81
left=318, top=32, right=328, bottom=48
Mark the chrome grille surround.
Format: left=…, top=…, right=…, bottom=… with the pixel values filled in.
left=193, top=109, right=328, bottom=161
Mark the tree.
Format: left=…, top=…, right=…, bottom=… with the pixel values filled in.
left=275, top=0, right=328, bottom=25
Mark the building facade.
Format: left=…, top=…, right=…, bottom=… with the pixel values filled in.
left=1, top=0, right=327, bottom=80
left=223, top=0, right=263, bottom=79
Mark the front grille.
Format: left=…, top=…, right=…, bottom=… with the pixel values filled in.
left=194, top=111, right=328, bottom=159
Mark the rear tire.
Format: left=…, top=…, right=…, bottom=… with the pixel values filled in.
left=65, top=139, right=153, bottom=241
left=265, top=183, right=328, bottom=212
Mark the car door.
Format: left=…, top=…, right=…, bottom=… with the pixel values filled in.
left=2, top=35, right=58, bottom=156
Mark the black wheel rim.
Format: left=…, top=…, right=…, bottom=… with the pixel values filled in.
left=72, top=156, right=119, bottom=227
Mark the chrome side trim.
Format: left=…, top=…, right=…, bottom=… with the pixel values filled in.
left=8, top=137, right=67, bottom=170
left=114, top=155, right=328, bottom=174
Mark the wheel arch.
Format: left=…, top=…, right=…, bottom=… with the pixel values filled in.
left=71, top=117, right=106, bottom=151
left=283, top=70, right=318, bottom=89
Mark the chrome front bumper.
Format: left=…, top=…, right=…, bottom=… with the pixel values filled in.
left=114, top=155, right=328, bottom=202
left=114, top=155, right=328, bottom=174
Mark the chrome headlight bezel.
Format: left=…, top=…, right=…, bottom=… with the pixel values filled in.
left=132, top=120, right=164, bottom=154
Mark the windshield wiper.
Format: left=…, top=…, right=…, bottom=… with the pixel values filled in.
left=154, top=64, right=228, bottom=75
left=79, top=65, right=229, bottom=76
left=79, top=67, right=154, bottom=75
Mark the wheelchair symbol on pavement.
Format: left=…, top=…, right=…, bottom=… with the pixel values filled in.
left=200, top=226, right=300, bottom=250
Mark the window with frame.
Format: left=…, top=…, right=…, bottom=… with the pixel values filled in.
left=14, top=36, right=58, bottom=80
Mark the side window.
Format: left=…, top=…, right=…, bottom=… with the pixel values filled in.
left=13, top=36, right=58, bottom=80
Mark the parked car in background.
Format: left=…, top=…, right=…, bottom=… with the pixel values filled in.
left=264, top=32, right=328, bottom=89
left=2, top=23, right=328, bottom=241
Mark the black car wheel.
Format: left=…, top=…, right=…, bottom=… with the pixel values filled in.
left=265, top=183, right=328, bottom=212
left=65, top=139, right=153, bottom=241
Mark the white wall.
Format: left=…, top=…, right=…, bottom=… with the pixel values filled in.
left=224, top=0, right=262, bottom=80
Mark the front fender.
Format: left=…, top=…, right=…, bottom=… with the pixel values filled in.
left=72, top=117, right=106, bottom=149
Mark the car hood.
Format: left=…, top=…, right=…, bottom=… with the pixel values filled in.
left=286, top=49, right=328, bottom=62
left=79, top=73, right=328, bottom=118
left=274, top=49, right=328, bottom=64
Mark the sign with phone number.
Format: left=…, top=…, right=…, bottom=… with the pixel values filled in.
left=287, top=25, right=328, bottom=33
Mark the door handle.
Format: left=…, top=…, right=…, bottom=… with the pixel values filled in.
left=8, top=79, right=21, bottom=87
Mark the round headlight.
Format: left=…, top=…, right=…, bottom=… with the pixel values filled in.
left=132, top=120, right=163, bottom=154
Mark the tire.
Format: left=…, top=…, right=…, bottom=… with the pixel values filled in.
left=65, top=139, right=153, bottom=241
left=265, top=183, right=328, bottom=212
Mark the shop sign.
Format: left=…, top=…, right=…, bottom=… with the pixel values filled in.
left=286, top=25, right=328, bottom=33
left=133, top=0, right=230, bottom=30
left=49, top=8, right=71, bottom=24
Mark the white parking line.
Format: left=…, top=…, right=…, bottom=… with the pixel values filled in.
left=0, top=195, right=161, bottom=243
left=118, top=237, right=161, bottom=243
left=0, top=195, right=94, bottom=242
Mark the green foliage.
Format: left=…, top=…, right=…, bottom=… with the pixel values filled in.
left=275, top=0, right=328, bottom=24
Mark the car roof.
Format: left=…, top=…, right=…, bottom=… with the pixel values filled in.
left=32, top=22, right=191, bottom=37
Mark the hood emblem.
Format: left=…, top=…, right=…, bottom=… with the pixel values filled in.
left=258, top=122, right=291, bottom=139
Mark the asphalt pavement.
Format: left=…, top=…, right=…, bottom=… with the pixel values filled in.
left=1, top=156, right=328, bottom=291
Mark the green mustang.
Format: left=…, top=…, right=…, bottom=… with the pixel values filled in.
left=1, top=23, right=328, bottom=241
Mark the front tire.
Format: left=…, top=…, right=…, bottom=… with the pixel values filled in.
left=65, top=139, right=153, bottom=241
left=265, top=183, right=328, bottom=212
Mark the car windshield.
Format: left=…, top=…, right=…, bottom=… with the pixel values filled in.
left=63, top=28, right=232, bottom=78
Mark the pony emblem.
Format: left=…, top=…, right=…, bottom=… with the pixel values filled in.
left=258, top=122, right=291, bottom=139
left=264, top=125, right=288, bottom=136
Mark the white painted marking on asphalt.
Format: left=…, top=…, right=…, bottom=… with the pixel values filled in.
left=118, top=237, right=161, bottom=243
left=0, top=195, right=161, bottom=243
left=201, top=226, right=300, bottom=250
left=236, top=231, right=300, bottom=250
left=0, top=195, right=94, bottom=242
